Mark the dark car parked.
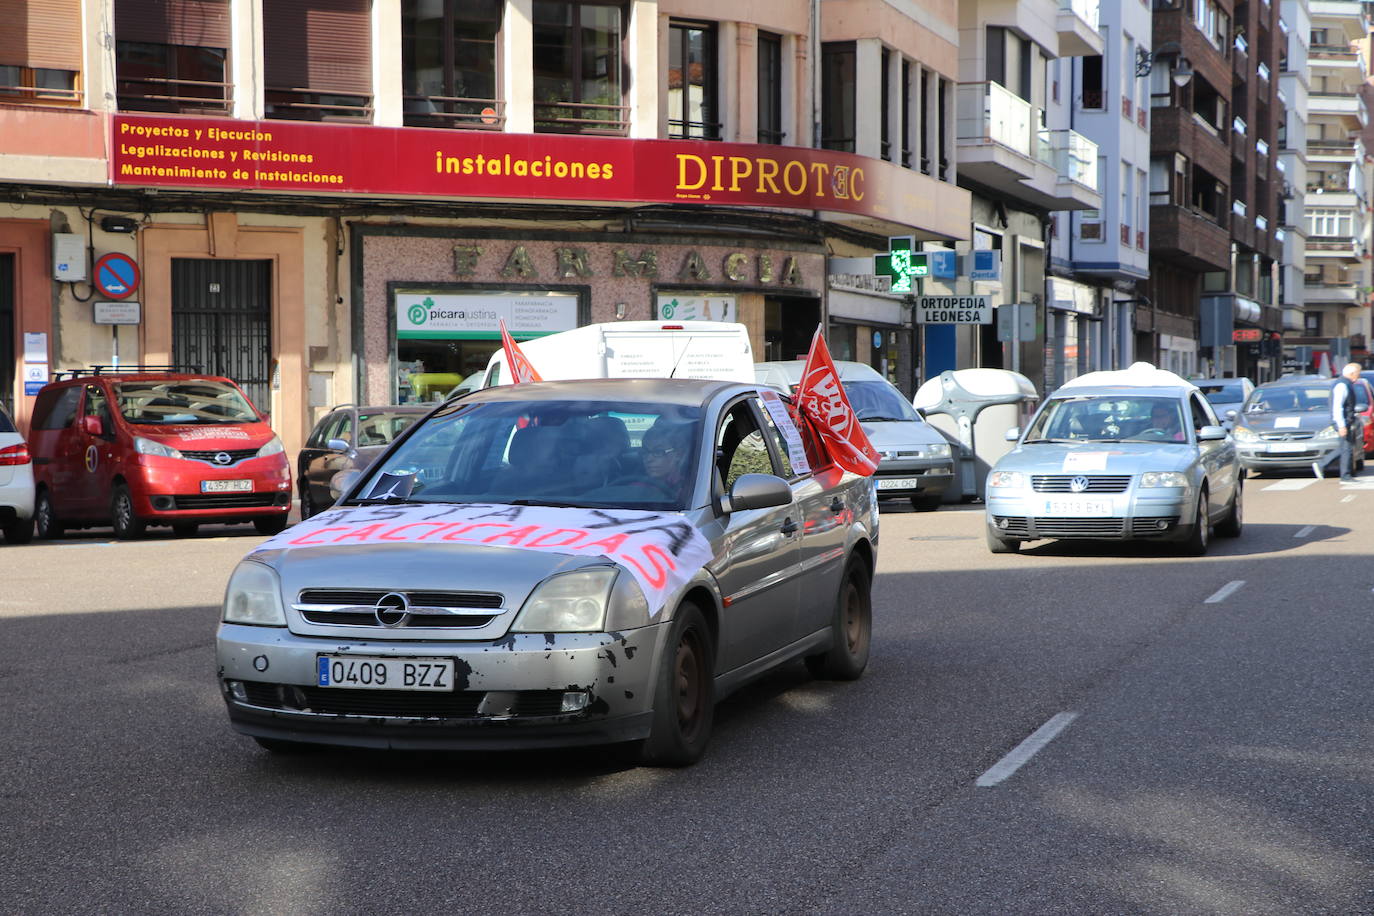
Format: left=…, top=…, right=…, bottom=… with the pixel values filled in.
left=297, top=405, right=430, bottom=518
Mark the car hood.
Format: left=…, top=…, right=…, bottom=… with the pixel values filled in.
left=860, top=420, right=947, bottom=450
left=1235, top=412, right=1332, bottom=434
left=255, top=540, right=608, bottom=618
left=999, top=441, right=1196, bottom=474
left=134, top=423, right=275, bottom=450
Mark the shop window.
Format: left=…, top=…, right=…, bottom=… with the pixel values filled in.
left=757, top=31, right=784, bottom=144
left=668, top=20, right=719, bottom=140
left=820, top=42, right=855, bottom=152
left=403, top=0, right=503, bottom=129
left=1305, top=312, right=1322, bottom=336
left=265, top=0, right=372, bottom=122
left=115, top=0, right=230, bottom=114
left=533, top=1, right=627, bottom=135
left=0, top=0, right=83, bottom=106
left=880, top=47, right=891, bottom=161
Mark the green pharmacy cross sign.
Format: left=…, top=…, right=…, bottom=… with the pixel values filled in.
left=873, top=236, right=928, bottom=294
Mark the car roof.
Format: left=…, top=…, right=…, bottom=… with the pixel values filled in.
left=1194, top=378, right=1250, bottom=386
left=1257, top=376, right=1336, bottom=389
left=460, top=377, right=743, bottom=407
left=1048, top=384, right=1193, bottom=400
left=46, top=372, right=236, bottom=386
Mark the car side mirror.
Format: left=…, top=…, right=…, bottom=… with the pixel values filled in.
left=81, top=415, right=105, bottom=437
left=1004, top=427, right=1021, bottom=442
left=327, top=437, right=354, bottom=454
left=1198, top=425, right=1228, bottom=441
left=722, top=473, right=792, bottom=513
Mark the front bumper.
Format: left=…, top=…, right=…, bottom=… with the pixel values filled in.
left=216, top=622, right=667, bottom=750
left=985, top=488, right=1196, bottom=541
left=133, top=457, right=293, bottom=521
left=1236, top=441, right=1340, bottom=470
left=872, top=458, right=956, bottom=498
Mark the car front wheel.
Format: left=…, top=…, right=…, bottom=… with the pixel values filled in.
left=111, top=484, right=146, bottom=539
left=1181, top=489, right=1210, bottom=556
left=986, top=526, right=1021, bottom=554
left=640, top=602, right=714, bottom=767
left=1217, top=482, right=1242, bottom=538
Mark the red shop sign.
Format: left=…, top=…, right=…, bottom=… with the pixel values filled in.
left=1232, top=328, right=1263, bottom=342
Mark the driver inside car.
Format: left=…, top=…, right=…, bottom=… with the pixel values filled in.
left=639, top=422, right=692, bottom=498
left=1144, top=403, right=1184, bottom=441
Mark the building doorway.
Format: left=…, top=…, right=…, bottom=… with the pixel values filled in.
left=171, top=259, right=273, bottom=414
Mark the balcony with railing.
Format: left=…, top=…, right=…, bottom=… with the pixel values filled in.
left=1057, top=0, right=1105, bottom=56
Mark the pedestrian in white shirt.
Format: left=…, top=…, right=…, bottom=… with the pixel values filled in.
left=1332, top=362, right=1363, bottom=481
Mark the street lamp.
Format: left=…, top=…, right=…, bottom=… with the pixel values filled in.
left=1136, top=41, right=1194, bottom=88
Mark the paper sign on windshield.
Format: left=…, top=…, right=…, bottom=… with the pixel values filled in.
left=255, top=503, right=714, bottom=615
left=1062, top=452, right=1109, bottom=472
left=759, top=388, right=811, bottom=474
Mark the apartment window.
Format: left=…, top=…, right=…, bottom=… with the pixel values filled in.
left=1122, top=35, right=1135, bottom=116
left=900, top=59, right=913, bottom=167
left=1080, top=208, right=1104, bottom=240
left=265, top=0, right=372, bottom=122
left=1137, top=168, right=1148, bottom=245
left=115, top=0, right=231, bottom=114
left=880, top=48, right=891, bottom=161
left=757, top=31, right=783, bottom=144
left=920, top=68, right=931, bottom=174
left=1310, top=28, right=1328, bottom=48
left=1307, top=208, right=1352, bottom=237
left=1081, top=55, right=1105, bottom=109
left=0, top=0, right=82, bottom=106
left=1306, top=311, right=1322, bottom=336
left=987, top=26, right=1032, bottom=101
left=938, top=77, right=949, bottom=179
left=668, top=20, right=719, bottom=139
left=1194, top=0, right=1228, bottom=49
left=533, top=2, right=627, bottom=134
left=1121, top=162, right=1132, bottom=243
left=821, top=42, right=856, bottom=152
left=403, top=0, right=503, bottom=129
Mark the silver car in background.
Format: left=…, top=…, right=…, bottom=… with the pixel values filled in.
left=1232, top=376, right=1366, bottom=477
left=755, top=360, right=955, bottom=510
left=984, top=366, right=1242, bottom=555
left=217, top=379, right=878, bottom=766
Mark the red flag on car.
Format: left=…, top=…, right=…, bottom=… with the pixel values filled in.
left=794, top=326, right=879, bottom=476
left=500, top=319, right=543, bottom=384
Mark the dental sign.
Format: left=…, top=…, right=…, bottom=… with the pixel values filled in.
left=110, top=115, right=931, bottom=223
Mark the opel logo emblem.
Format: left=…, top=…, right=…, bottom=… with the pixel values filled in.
left=214, top=451, right=232, bottom=465
left=374, top=592, right=410, bottom=628
left=1069, top=475, right=1089, bottom=493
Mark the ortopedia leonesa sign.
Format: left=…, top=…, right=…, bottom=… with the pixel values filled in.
left=914, top=295, right=992, bottom=324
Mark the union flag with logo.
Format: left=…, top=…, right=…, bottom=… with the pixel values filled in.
left=500, top=319, right=543, bottom=384
left=794, top=326, right=880, bottom=476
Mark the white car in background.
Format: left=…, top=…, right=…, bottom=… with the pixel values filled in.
left=0, top=402, right=35, bottom=543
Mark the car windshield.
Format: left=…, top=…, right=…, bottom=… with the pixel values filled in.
left=1244, top=386, right=1331, bottom=413
left=1198, top=384, right=1244, bottom=405
left=353, top=398, right=703, bottom=511
left=115, top=381, right=259, bottom=424
left=842, top=380, right=923, bottom=422
left=1025, top=395, right=1189, bottom=443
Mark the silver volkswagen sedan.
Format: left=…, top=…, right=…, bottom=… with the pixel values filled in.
left=984, top=368, right=1242, bottom=555
left=217, top=379, right=878, bottom=766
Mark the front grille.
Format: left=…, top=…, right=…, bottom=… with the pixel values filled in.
left=1131, top=516, right=1178, bottom=535
left=1032, top=475, right=1132, bottom=493
left=1030, top=517, right=1126, bottom=537
left=295, top=588, right=505, bottom=629
left=181, top=448, right=259, bottom=465
left=172, top=493, right=278, bottom=510
left=239, top=682, right=568, bottom=719
left=1259, top=431, right=1314, bottom=441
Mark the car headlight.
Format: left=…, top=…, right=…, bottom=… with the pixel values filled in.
left=256, top=436, right=285, bottom=458
left=512, top=567, right=624, bottom=633
left=1232, top=426, right=1258, bottom=442
left=222, top=561, right=287, bottom=626
left=926, top=443, right=952, bottom=458
left=1317, top=425, right=1338, bottom=438
left=988, top=470, right=1026, bottom=488
left=134, top=436, right=182, bottom=459
left=1139, top=471, right=1189, bottom=488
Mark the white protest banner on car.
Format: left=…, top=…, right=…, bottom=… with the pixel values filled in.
left=255, top=502, right=714, bottom=616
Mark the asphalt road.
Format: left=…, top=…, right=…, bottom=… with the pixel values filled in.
left=2, top=476, right=1373, bottom=915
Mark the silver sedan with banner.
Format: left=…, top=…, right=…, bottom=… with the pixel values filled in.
left=983, top=366, right=1243, bottom=555
left=216, top=379, right=878, bottom=766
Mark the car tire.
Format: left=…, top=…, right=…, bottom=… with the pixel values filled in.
left=1181, top=489, right=1210, bottom=556
left=299, top=485, right=316, bottom=520
left=1216, top=481, right=1242, bottom=538
left=253, top=736, right=320, bottom=755
left=986, top=526, right=1021, bottom=554
left=34, top=489, right=63, bottom=541
left=639, top=602, right=714, bottom=767
left=804, top=558, right=872, bottom=680
left=2, top=516, right=34, bottom=544
left=111, top=484, right=146, bottom=539
left=172, top=523, right=199, bottom=538
left=254, top=515, right=289, bottom=536
left=909, top=494, right=942, bottom=512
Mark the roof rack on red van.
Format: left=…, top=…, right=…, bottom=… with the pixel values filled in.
left=51, top=364, right=203, bottom=380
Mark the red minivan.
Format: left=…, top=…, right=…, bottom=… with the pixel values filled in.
left=27, top=369, right=292, bottom=539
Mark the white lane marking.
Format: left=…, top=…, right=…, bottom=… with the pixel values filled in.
left=1295, top=525, right=1315, bottom=538
left=1263, top=479, right=1318, bottom=491
left=976, top=712, right=1079, bottom=787
left=1342, top=495, right=1356, bottom=503
left=1205, top=580, right=1245, bottom=604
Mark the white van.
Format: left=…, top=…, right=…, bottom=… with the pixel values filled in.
left=475, top=321, right=755, bottom=388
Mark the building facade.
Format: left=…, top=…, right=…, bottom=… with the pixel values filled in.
left=0, top=0, right=970, bottom=450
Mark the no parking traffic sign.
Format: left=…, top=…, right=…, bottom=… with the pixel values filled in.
left=94, top=252, right=140, bottom=300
